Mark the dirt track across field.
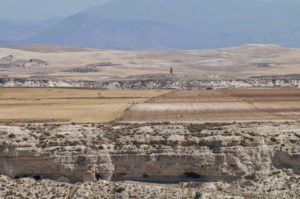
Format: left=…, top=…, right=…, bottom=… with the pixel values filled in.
left=121, top=88, right=300, bottom=122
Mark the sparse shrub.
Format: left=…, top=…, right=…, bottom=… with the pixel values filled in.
left=216, top=185, right=223, bottom=191
left=245, top=174, right=255, bottom=180
left=194, top=192, right=202, bottom=199
left=5, top=190, right=14, bottom=196
left=187, top=123, right=228, bottom=133
left=55, top=134, right=65, bottom=139
left=115, top=187, right=125, bottom=193
left=8, top=133, right=16, bottom=139
left=289, top=139, right=297, bottom=144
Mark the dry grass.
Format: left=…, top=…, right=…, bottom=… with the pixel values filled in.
left=0, top=88, right=169, bottom=123
left=0, top=88, right=167, bottom=99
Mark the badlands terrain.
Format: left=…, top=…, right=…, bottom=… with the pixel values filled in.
left=0, top=44, right=299, bottom=198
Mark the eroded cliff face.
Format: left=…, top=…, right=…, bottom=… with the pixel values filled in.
left=0, top=77, right=300, bottom=89
left=0, top=122, right=299, bottom=198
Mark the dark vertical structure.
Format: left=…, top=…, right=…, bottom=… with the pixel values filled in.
left=170, top=67, right=173, bottom=75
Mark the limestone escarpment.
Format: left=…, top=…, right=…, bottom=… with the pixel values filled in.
left=0, top=122, right=299, bottom=182
left=0, top=122, right=299, bottom=198
left=0, top=77, right=300, bottom=89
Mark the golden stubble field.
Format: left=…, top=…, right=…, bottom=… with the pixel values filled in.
left=1, top=88, right=300, bottom=124
left=122, top=88, right=300, bottom=122
left=0, top=88, right=170, bottom=123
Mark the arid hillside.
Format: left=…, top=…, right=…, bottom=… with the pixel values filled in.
left=1, top=44, right=300, bottom=81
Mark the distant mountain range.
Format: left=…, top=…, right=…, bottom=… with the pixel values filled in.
left=25, top=14, right=206, bottom=50
left=1, top=0, right=300, bottom=50
left=0, top=18, right=62, bottom=42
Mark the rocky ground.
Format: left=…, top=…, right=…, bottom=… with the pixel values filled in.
left=0, top=122, right=299, bottom=198
left=1, top=75, right=300, bottom=89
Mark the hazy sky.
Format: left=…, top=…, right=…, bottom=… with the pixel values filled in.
left=0, top=0, right=297, bottom=22
left=0, top=0, right=112, bottom=21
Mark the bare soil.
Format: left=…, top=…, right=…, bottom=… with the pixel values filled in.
left=122, top=88, right=300, bottom=122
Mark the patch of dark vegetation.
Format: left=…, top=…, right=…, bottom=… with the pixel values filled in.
left=76, top=156, right=86, bottom=165
left=187, top=123, right=228, bottom=133
left=194, top=192, right=202, bottom=199
left=115, top=187, right=125, bottom=193
left=104, top=129, right=121, bottom=142
left=64, top=66, right=101, bottom=73
left=8, top=133, right=16, bottom=139
left=289, top=139, right=297, bottom=144
left=245, top=174, right=255, bottom=180
left=55, top=134, right=65, bottom=139
left=64, top=62, right=115, bottom=73
left=28, top=59, right=48, bottom=65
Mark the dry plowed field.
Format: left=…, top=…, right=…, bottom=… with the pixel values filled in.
left=121, top=88, right=300, bottom=122
left=2, top=88, right=300, bottom=124
left=0, top=88, right=169, bottom=123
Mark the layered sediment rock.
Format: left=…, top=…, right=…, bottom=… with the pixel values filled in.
left=0, top=122, right=299, bottom=198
